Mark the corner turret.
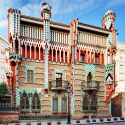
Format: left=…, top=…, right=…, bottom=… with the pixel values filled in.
left=41, top=2, right=51, bottom=20
left=102, top=10, right=116, bottom=30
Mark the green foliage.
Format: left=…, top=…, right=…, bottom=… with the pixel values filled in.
left=0, top=82, right=8, bottom=99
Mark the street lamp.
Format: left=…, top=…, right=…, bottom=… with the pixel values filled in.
left=66, top=82, right=71, bottom=124
left=6, top=70, right=13, bottom=111
left=10, top=76, right=14, bottom=111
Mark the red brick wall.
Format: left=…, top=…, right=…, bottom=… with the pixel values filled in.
left=0, top=112, right=19, bottom=124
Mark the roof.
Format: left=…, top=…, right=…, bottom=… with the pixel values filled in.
left=20, top=12, right=111, bottom=34
left=21, top=15, right=70, bottom=29
left=104, top=10, right=115, bottom=17
left=78, top=22, right=111, bottom=34
left=21, top=15, right=43, bottom=22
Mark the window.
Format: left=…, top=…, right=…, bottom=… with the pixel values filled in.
left=15, top=39, right=19, bottom=53
left=61, top=51, right=63, bottom=58
left=53, top=97, right=58, bottom=113
left=61, top=51, right=63, bottom=62
left=107, top=55, right=111, bottom=64
left=53, top=50, right=55, bottom=57
left=62, top=97, right=67, bottom=112
left=91, top=93, right=97, bottom=111
left=95, top=54, right=99, bottom=64
left=83, top=93, right=90, bottom=111
left=20, top=92, right=29, bottom=110
left=27, top=70, right=34, bottom=83
left=80, top=53, right=85, bottom=62
left=32, top=93, right=40, bottom=109
left=56, top=73, right=62, bottom=87
left=83, top=93, right=98, bottom=112
left=120, top=56, right=123, bottom=60
left=106, top=74, right=113, bottom=85
left=87, top=72, right=92, bottom=87
left=120, top=64, right=124, bottom=74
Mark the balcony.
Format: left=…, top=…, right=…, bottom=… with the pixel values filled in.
left=20, top=107, right=29, bottom=113
left=82, top=81, right=100, bottom=91
left=0, top=102, right=19, bottom=112
left=32, top=108, right=40, bottom=113
left=83, top=105, right=97, bottom=112
left=32, top=105, right=41, bottom=113
left=6, top=70, right=13, bottom=78
left=9, top=53, right=22, bottom=62
left=9, top=49, right=22, bottom=64
left=19, top=114, right=68, bottom=120
left=49, top=80, right=69, bottom=91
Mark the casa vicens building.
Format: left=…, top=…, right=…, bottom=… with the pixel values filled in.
left=6, top=2, right=117, bottom=120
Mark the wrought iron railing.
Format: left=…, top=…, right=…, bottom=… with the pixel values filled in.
left=49, top=80, right=69, bottom=90
left=83, top=105, right=97, bottom=112
left=19, top=114, right=68, bottom=120
left=82, top=81, right=100, bottom=90
left=0, top=103, right=19, bottom=112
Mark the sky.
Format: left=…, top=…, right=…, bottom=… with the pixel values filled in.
left=0, top=0, right=125, bottom=42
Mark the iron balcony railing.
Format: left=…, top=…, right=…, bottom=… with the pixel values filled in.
left=83, top=105, right=98, bottom=112
left=19, top=114, right=68, bottom=120
left=82, top=81, right=100, bottom=91
left=20, top=105, right=41, bottom=113
left=49, top=80, right=69, bottom=91
left=0, top=103, right=19, bottom=112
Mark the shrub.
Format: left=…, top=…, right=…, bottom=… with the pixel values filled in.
left=0, top=82, right=8, bottom=100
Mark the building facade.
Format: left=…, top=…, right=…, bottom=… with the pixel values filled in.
left=115, top=43, right=125, bottom=93
left=0, top=36, right=9, bottom=84
left=7, top=3, right=117, bottom=120
left=111, top=43, right=125, bottom=117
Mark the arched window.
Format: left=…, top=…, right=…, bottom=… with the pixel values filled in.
left=91, top=93, right=98, bottom=111
left=62, top=97, right=67, bottom=113
left=53, top=49, right=56, bottom=62
left=20, top=92, right=29, bottom=110
left=15, top=39, right=18, bottom=53
left=83, top=92, right=98, bottom=112
left=83, top=93, right=90, bottom=111
left=80, top=52, right=85, bottom=62
left=87, top=72, right=92, bottom=81
left=32, top=93, right=40, bottom=109
left=106, top=73, right=113, bottom=85
left=95, top=53, right=99, bottom=64
left=52, top=97, right=58, bottom=113
left=87, top=72, right=92, bottom=87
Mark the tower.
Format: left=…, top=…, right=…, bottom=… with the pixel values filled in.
left=102, top=10, right=117, bottom=64
left=41, top=2, right=51, bottom=41
left=102, top=10, right=116, bottom=30
left=8, top=9, right=21, bottom=54
left=102, top=10, right=117, bottom=104
left=7, top=9, right=22, bottom=107
left=41, top=2, right=51, bottom=90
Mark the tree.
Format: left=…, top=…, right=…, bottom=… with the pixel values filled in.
left=0, top=82, right=8, bottom=100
